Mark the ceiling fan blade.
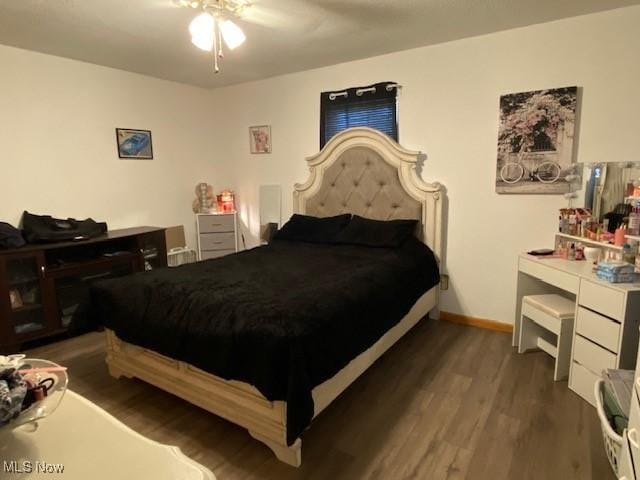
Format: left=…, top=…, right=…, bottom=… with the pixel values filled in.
left=241, top=1, right=324, bottom=32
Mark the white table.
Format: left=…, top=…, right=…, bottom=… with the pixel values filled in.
left=0, top=390, right=216, bottom=480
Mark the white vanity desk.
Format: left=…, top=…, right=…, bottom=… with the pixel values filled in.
left=513, top=253, right=640, bottom=406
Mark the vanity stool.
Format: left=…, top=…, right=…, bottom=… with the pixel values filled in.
left=518, top=294, right=575, bottom=381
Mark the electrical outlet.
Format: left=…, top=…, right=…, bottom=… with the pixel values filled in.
left=440, top=274, right=449, bottom=291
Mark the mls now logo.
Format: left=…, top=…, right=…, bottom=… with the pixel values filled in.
left=4, top=460, right=65, bottom=474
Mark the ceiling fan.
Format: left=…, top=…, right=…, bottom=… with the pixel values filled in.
left=174, top=0, right=250, bottom=74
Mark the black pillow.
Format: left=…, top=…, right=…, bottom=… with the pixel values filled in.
left=335, top=215, right=418, bottom=248
left=273, top=213, right=351, bottom=243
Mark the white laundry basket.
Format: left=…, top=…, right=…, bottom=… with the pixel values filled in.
left=167, top=247, right=197, bottom=267
left=595, top=379, right=624, bottom=477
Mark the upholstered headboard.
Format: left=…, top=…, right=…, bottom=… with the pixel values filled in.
left=293, top=127, right=444, bottom=264
left=304, top=146, right=422, bottom=221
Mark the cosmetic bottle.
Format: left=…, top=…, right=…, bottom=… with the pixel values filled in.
left=568, top=243, right=576, bottom=261
left=630, top=204, right=640, bottom=236
left=624, top=243, right=635, bottom=264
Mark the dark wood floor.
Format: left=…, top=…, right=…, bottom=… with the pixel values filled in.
left=26, top=320, right=613, bottom=480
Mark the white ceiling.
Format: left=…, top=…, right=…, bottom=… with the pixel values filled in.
left=0, top=0, right=638, bottom=89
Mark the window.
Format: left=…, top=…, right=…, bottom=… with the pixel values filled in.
left=320, top=81, right=398, bottom=148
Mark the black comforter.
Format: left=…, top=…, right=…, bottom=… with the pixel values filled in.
left=89, top=238, right=439, bottom=444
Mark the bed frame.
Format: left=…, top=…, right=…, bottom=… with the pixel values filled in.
left=104, top=127, right=444, bottom=467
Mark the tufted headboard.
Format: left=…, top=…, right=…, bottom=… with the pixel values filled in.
left=304, top=146, right=422, bottom=221
left=293, top=127, right=444, bottom=264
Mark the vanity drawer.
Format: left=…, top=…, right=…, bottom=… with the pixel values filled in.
left=573, top=335, right=617, bottom=373
left=201, top=249, right=235, bottom=260
left=569, top=361, right=598, bottom=407
left=578, top=279, right=624, bottom=321
left=199, top=232, right=236, bottom=251
left=575, top=306, right=620, bottom=353
left=198, top=214, right=235, bottom=233
left=519, top=257, right=579, bottom=293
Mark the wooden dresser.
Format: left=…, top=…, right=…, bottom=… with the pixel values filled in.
left=0, top=226, right=166, bottom=354
left=196, top=212, right=238, bottom=260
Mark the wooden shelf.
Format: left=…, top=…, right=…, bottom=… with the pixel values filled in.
left=555, top=233, right=623, bottom=251
left=12, top=303, right=42, bottom=314
left=625, top=234, right=640, bottom=243
left=45, top=253, right=137, bottom=278
left=8, top=277, right=39, bottom=287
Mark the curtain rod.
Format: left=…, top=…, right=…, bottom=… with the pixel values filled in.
left=328, top=83, right=401, bottom=101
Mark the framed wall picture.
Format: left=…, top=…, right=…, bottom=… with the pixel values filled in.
left=249, top=125, right=271, bottom=154
left=495, top=86, right=578, bottom=194
left=116, top=128, right=153, bottom=159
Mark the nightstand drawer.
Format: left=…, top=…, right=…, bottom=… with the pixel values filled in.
left=519, top=257, right=579, bottom=293
left=201, top=249, right=235, bottom=260
left=200, top=232, right=236, bottom=251
left=198, top=214, right=235, bottom=233
left=573, top=335, right=617, bottom=373
left=578, top=279, right=624, bottom=321
left=575, top=306, right=620, bottom=353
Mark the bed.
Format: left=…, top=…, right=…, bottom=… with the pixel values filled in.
left=97, top=127, right=445, bottom=467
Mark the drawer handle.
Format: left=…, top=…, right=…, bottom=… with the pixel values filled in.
left=629, top=428, right=640, bottom=449
left=636, top=377, right=640, bottom=390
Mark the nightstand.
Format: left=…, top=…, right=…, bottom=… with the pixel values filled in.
left=196, top=212, right=238, bottom=260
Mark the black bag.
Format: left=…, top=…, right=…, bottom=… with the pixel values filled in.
left=21, top=211, right=108, bottom=244
left=0, top=222, right=26, bottom=249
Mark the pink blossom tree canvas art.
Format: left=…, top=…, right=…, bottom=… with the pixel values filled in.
left=496, top=86, right=578, bottom=194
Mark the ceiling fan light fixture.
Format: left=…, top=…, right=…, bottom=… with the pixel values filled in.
left=220, top=19, right=246, bottom=50
left=179, top=0, right=249, bottom=74
left=189, top=12, right=215, bottom=51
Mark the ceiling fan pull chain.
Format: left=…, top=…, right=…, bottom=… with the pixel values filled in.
left=212, top=19, right=220, bottom=73
left=217, top=18, right=224, bottom=58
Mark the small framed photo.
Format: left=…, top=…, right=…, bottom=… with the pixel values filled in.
left=249, top=125, right=271, bottom=154
left=9, top=289, right=23, bottom=309
left=116, top=128, right=153, bottom=159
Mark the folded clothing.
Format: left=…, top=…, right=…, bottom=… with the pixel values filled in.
left=603, top=386, right=628, bottom=435
left=596, top=270, right=635, bottom=283
left=603, top=368, right=634, bottom=418
left=597, top=260, right=635, bottom=274
left=596, top=260, right=635, bottom=283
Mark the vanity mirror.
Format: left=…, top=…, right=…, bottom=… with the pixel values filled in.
left=578, top=162, right=640, bottom=224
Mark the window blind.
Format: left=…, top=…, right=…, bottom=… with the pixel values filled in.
left=320, top=81, right=398, bottom=148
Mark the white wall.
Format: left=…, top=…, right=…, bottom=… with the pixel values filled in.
left=207, top=6, right=640, bottom=324
left=0, top=44, right=215, bottom=247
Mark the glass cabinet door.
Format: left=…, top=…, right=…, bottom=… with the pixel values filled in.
left=138, top=231, right=167, bottom=270
left=6, top=255, right=48, bottom=336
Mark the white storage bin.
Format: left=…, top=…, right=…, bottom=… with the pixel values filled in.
left=167, top=247, right=197, bottom=267
left=595, top=379, right=624, bottom=477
